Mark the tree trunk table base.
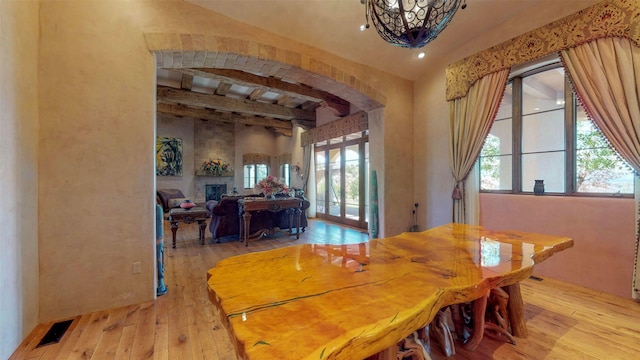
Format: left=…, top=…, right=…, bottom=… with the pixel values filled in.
left=369, top=283, right=528, bottom=359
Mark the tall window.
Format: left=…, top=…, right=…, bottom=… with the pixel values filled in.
left=479, top=62, right=634, bottom=195
left=280, top=163, right=291, bottom=187
left=244, top=164, right=268, bottom=189
left=480, top=83, right=513, bottom=191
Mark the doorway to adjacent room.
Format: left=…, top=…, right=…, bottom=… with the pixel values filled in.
left=315, top=130, right=369, bottom=229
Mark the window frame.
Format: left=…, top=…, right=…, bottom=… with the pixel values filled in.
left=243, top=163, right=269, bottom=189
left=479, top=62, right=633, bottom=198
left=280, top=163, right=291, bottom=187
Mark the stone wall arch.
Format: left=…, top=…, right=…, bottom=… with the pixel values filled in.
left=144, top=33, right=385, bottom=111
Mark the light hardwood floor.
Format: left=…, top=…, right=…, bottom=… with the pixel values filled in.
left=11, top=219, right=640, bottom=359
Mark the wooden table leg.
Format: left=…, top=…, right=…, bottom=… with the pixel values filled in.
left=295, top=208, right=301, bottom=239
left=288, top=208, right=294, bottom=236
left=198, top=220, right=206, bottom=245
left=170, top=221, right=179, bottom=249
left=463, top=291, right=488, bottom=351
left=242, top=211, right=251, bottom=247
left=505, top=283, right=528, bottom=338
left=238, top=206, right=243, bottom=242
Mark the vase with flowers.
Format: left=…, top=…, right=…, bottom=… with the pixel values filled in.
left=201, top=158, right=232, bottom=176
left=255, top=176, right=289, bottom=199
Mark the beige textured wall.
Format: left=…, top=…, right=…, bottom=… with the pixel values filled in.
left=480, top=194, right=635, bottom=298
left=37, top=0, right=412, bottom=321
left=0, top=1, right=39, bottom=357
left=38, top=1, right=157, bottom=321
left=380, top=83, right=414, bottom=236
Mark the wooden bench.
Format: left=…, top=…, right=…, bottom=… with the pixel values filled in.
left=168, top=206, right=208, bottom=248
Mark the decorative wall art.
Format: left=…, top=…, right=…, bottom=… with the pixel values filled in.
left=156, top=137, right=183, bottom=176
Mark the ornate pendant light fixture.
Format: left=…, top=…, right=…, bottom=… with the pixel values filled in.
left=363, top=0, right=466, bottom=49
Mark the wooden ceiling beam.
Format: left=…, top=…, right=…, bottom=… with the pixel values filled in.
left=300, top=101, right=322, bottom=111
left=272, top=127, right=293, bottom=137
left=215, top=82, right=232, bottom=96
left=277, top=95, right=297, bottom=108
left=157, top=85, right=316, bottom=121
left=180, top=68, right=350, bottom=116
left=157, top=103, right=296, bottom=133
left=180, top=74, right=193, bottom=90
left=248, top=89, right=266, bottom=101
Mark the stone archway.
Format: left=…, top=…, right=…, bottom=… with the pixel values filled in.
left=144, top=33, right=385, bottom=111
left=146, top=32, right=388, bottom=242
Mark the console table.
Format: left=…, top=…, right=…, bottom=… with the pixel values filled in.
left=237, top=197, right=302, bottom=246
left=207, top=223, right=573, bottom=359
left=168, top=206, right=208, bottom=248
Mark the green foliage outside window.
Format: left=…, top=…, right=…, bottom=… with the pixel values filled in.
left=480, top=135, right=501, bottom=190
left=576, top=120, right=633, bottom=193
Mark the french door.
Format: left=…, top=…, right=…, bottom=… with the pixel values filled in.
left=315, top=131, right=369, bottom=229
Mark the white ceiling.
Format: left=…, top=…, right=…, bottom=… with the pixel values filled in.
left=186, top=0, right=601, bottom=80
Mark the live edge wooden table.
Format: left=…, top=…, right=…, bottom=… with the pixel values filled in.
left=237, top=197, right=302, bottom=246
left=207, top=223, right=573, bottom=360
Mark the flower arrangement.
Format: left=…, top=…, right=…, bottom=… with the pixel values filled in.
left=255, top=175, right=289, bottom=197
left=201, top=158, right=232, bottom=176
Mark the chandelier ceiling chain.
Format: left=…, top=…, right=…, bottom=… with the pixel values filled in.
left=363, top=0, right=467, bottom=49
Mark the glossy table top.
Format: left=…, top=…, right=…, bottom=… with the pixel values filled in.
left=207, top=223, right=573, bottom=360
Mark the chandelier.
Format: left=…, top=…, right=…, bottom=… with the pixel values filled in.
left=363, top=0, right=466, bottom=49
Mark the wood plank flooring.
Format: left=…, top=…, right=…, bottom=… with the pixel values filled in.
left=10, top=220, right=640, bottom=359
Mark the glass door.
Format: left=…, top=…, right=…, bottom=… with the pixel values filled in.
left=315, top=131, right=368, bottom=229
left=329, top=147, right=341, bottom=218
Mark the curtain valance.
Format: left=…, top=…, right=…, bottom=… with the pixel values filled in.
left=301, top=111, right=368, bottom=147
left=445, top=0, right=640, bottom=101
left=243, top=153, right=271, bottom=165
left=275, top=153, right=292, bottom=167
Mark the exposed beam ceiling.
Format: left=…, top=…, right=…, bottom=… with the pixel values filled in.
left=157, top=103, right=296, bottom=137
left=157, top=68, right=336, bottom=136
left=157, top=85, right=317, bottom=121
left=180, top=68, right=350, bottom=116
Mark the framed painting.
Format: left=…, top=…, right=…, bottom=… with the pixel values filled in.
left=156, top=137, right=183, bottom=176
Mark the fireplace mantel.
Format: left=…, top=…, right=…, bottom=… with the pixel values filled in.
left=195, top=171, right=235, bottom=177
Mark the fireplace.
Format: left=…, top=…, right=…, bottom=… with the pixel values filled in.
left=205, top=184, right=227, bottom=201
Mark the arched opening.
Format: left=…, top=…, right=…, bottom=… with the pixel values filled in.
left=148, top=35, right=384, bottom=292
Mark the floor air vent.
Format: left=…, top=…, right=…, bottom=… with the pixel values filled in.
left=36, top=319, right=73, bottom=348
left=529, top=275, right=544, bottom=282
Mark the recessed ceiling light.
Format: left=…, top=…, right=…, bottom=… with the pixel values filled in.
left=417, top=52, right=425, bottom=59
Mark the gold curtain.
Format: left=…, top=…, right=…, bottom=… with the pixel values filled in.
left=560, top=37, right=640, bottom=299
left=449, top=69, right=509, bottom=224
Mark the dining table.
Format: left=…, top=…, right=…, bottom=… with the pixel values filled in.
left=207, top=223, right=573, bottom=360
